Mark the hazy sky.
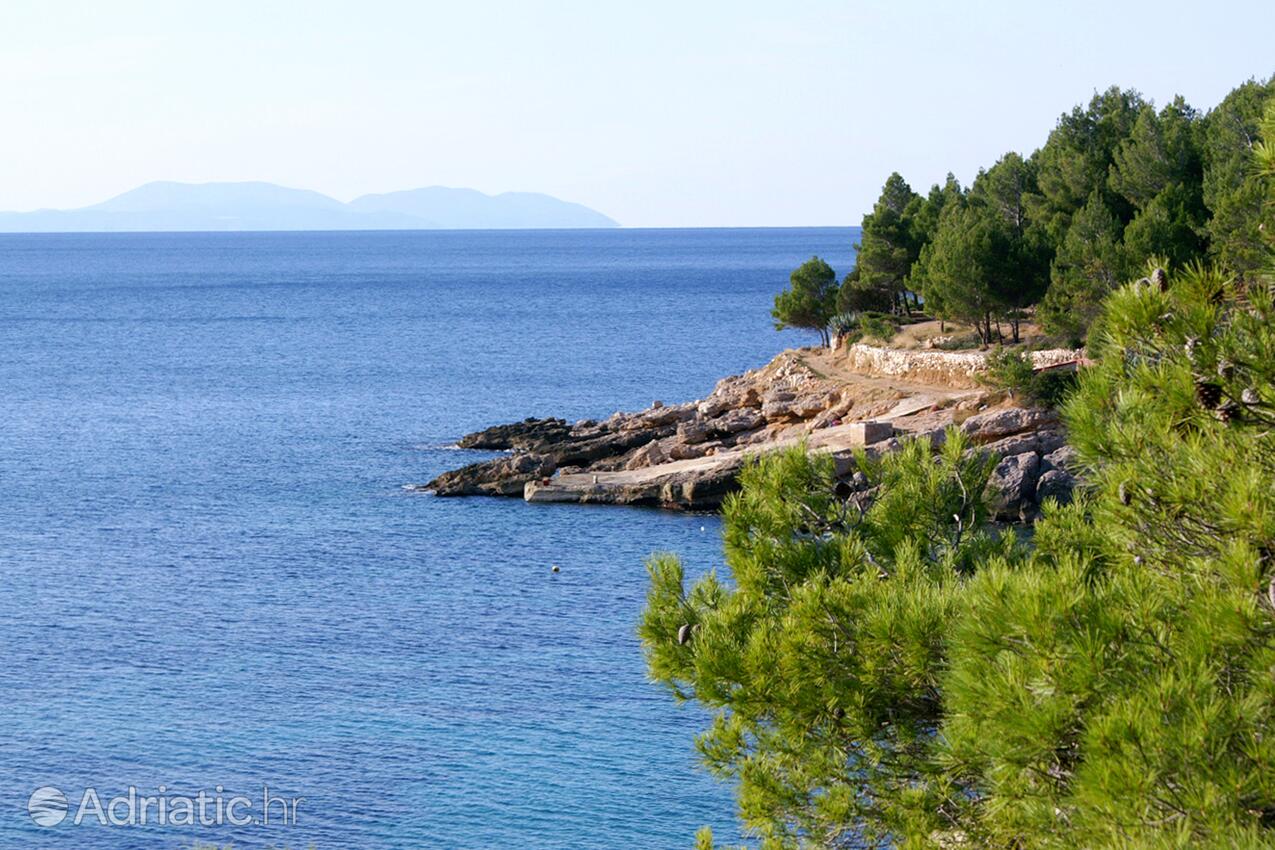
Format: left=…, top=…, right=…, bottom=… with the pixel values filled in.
left=2, top=0, right=1272, bottom=227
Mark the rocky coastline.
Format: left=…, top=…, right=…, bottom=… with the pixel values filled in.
left=419, top=344, right=1084, bottom=519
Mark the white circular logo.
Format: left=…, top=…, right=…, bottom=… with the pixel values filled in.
left=28, top=786, right=68, bottom=827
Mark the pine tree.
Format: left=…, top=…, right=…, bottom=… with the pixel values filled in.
left=1026, top=86, right=1146, bottom=243
left=855, top=174, right=923, bottom=315
left=913, top=203, right=1015, bottom=344
left=969, top=153, right=1050, bottom=341
left=1037, top=191, right=1128, bottom=341
left=1202, top=77, right=1275, bottom=278
left=773, top=256, right=839, bottom=346
left=647, top=109, right=1275, bottom=850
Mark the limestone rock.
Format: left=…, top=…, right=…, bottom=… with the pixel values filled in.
left=1041, top=445, right=1080, bottom=474
left=427, top=452, right=556, bottom=496
left=457, top=417, right=571, bottom=451
left=712, top=408, right=766, bottom=434
left=1036, top=468, right=1076, bottom=506
left=986, top=451, right=1041, bottom=519
left=624, top=440, right=668, bottom=470
left=676, top=419, right=711, bottom=445
left=981, top=428, right=1066, bottom=460
left=962, top=407, right=1059, bottom=444
left=849, top=421, right=894, bottom=446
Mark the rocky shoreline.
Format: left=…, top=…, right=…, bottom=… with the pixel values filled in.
left=419, top=345, right=1083, bottom=519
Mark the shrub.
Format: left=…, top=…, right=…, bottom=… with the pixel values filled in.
left=828, top=311, right=862, bottom=345
left=858, top=312, right=897, bottom=343
left=981, top=347, right=1078, bottom=407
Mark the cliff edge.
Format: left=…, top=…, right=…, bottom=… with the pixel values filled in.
left=417, top=344, right=1084, bottom=518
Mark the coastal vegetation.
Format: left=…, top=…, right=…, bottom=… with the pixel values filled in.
left=772, top=257, right=841, bottom=347
left=650, top=93, right=1275, bottom=848
left=771, top=76, right=1274, bottom=347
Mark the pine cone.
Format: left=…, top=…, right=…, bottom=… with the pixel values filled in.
left=1216, top=401, right=1241, bottom=422
left=1151, top=267, right=1168, bottom=291
left=1195, top=380, right=1223, bottom=409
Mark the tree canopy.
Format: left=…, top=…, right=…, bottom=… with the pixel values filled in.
left=772, top=256, right=839, bottom=346
left=679, top=94, right=1275, bottom=850
left=786, top=76, right=1274, bottom=348
left=648, top=255, right=1275, bottom=849
left=853, top=173, right=924, bottom=315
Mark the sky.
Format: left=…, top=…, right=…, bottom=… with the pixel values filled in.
left=1, top=0, right=1272, bottom=227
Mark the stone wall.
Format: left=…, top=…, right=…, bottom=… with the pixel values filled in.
left=843, top=344, right=1084, bottom=389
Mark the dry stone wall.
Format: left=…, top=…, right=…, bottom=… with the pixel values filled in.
left=843, top=344, right=1084, bottom=388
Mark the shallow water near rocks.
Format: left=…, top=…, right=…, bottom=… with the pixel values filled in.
left=0, top=227, right=855, bottom=849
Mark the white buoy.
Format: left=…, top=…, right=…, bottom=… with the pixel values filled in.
left=551, top=564, right=560, bottom=573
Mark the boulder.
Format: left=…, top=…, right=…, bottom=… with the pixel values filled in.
left=1041, top=445, right=1080, bottom=474
left=985, top=451, right=1041, bottom=519
left=849, top=421, right=894, bottom=446
left=961, top=407, right=1059, bottom=444
left=1036, top=468, right=1076, bottom=506
left=676, top=419, right=711, bottom=445
left=624, top=440, right=668, bottom=470
left=732, top=426, right=777, bottom=446
left=761, top=389, right=800, bottom=422
left=666, top=439, right=713, bottom=461
left=711, top=408, right=766, bottom=434
left=790, top=390, right=836, bottom=419
left=981, top=428, right=1066, bottom=460
left=622, top=402, right=696, bottom=430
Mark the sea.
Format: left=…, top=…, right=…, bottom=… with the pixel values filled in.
left=0, top=227, right=857, bottom=850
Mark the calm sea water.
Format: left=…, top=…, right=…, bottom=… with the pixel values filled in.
left=0, top=228, right=856, bottom=850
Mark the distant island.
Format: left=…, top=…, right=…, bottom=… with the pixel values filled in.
left=0, top=181, right=619, bottom=232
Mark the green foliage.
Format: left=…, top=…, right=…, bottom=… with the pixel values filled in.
left=1037, top=191, right=1128, bottom=340
left=981, top=348, right=1077, bottom=408
left=835, top=265, right=894, bottom=314
left=981, top=347, right=1037, bottom=394
left=1120, top=181, right=1208, bottom=269
left=773, top=256, right=839, bottom=346
left=855, top=174, right=924, bottom=315
left=827, top=311, right=859, bottom=341
left=808, top=77, right=1275, bottom=347
left=647, top=251, right=1275, bottom=846
left=1109, top=97, right=1203, bottom=210
left=914, top=202, right=1016, bottom=344
left=909, top=174, right=964, bottom=250
left=971, top=153, right=1052, bottom=340
left=857, top=313, right=897, bottom=343
left=641, top=433, right=1004, bottom=849
left=828, top=311, right=896, bottom=346
left=1202, top=78, right=1275, bottom=278
left=949, top=262, right=1275, bottom=849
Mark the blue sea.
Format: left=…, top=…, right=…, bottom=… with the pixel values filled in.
left=0, top=227, right=857, bottom=849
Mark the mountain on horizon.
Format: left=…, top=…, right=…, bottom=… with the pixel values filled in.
left=0, top=181, right=619, bottom=232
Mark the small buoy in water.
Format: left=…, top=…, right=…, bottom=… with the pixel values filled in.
left=700, top=526, right=706, bottom=532
left=551, top=564, right=560, bottom=573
